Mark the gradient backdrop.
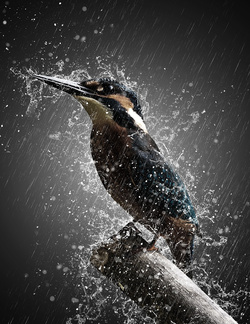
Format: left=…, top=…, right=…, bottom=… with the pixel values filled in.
left=1, top=1, right=250, bottom=323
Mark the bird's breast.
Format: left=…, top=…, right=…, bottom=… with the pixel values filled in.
left=90, top=124, right=138, bottom=212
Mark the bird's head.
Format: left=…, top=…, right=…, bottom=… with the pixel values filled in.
left=33, top=74, right=147, bottom=133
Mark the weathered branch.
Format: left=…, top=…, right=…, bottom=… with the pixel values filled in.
left=90, top=222, right=237, bottom=324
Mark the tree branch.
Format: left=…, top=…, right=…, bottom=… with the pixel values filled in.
left=90, top=222, right=237, bottom=324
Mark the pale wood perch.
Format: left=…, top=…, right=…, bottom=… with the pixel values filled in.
left=90, top=222, right=237, bottom=324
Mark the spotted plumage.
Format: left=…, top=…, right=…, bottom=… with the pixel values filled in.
left=33, top=73, right=200, bottom=274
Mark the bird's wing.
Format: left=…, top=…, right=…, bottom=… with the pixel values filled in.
left=129, top=132, right=198, bottom=227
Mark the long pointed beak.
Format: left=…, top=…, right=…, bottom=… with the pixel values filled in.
left=33, top=74, right=95, bottom=97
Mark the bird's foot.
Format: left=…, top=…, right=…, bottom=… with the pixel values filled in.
left=147, top=245, right=158, bottom=252
left=131, top=235, right=159, bottom=254
left=146, top=238, right=159, bottom=252
left=111, top=222, right=159, bottom=255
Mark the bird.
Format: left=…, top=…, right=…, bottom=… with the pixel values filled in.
left=33, top=73, right=200, bottom=274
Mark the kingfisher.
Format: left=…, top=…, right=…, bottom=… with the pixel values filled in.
left=33, top=74, right=200, bottom=273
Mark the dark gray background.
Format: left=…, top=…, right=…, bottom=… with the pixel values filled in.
left=1, top=1, right=250, bottom=323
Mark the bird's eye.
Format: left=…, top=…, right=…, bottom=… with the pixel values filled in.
left=96, top=82, right=117, bottom=95
left=99, top=84, right=115, bottom=95
left=107, top=84, right=115, bottom=94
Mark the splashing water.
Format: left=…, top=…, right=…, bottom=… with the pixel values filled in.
left=16, top=56, right=248, bottom=323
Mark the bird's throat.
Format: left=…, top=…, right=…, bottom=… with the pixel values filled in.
left=75, top=95, right=114, bottom=126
